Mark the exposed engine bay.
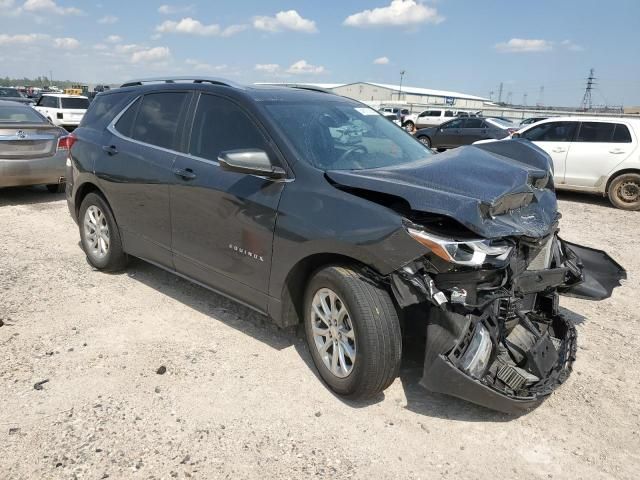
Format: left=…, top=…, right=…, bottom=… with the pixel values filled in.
left=389, top=229, right=624, bottom=414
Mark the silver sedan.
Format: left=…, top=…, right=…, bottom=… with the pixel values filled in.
left=0, top=99, right=69, bottom=193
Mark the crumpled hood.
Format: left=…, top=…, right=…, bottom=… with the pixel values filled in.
left=326, top=141, right=559, bottom=239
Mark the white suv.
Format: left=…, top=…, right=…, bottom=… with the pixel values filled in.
left=34, top=94, right=90, bottom=129
left=405, top=108, right=456, bottom=131
left=481, top=117, right=640, bottom=210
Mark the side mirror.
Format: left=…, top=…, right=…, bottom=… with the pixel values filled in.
left=218, top=149, right=286, bottom=179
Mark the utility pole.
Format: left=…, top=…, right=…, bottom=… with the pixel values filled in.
left=580, top=68, right=595, bottom=111
left=498, top=82, right=503, bottom=103
left=522, top=93, right=528, bottom=106
left=537, top=86, right=544, bottom=107
left=50, top=70, right=53, bottom=86
left=506, top=91, right=512, bottom=105
left=398, top=70, right=405, bottom=101
left=489, top=90, right=494, bottom=101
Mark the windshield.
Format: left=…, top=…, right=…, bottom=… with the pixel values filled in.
left=61, top=97, right=89, bottom=109
left=0, top=88, right=22, bottom=98
left=0, top=104, right=46, bottom=123
left=265, top=100, right=433, bottom=170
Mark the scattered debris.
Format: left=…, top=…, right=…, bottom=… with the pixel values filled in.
left=156, top=366, right=167, bottom=375
left=9, top=427, right=20, bottom=435
left=34, top=379, right=50, bottom=390
left=154, top=386, right=161, bottom=394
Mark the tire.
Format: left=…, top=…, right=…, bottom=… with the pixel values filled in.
left=403, top=121, right=415, bottom=133
left=78, top=192, right=128, bottom=271
left=304, top=265, right=402, bottom=399
left=607, top=173, right=640, bottom=211
left=46, top=183, right=65, bottom=193
left=417, top=136, right=431, bottom=148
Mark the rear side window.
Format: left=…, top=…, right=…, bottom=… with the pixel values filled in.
left=114, top=98, right=141, bottom=137
left=522, top=122, right=577, bottom=142
left=131, top=92, right=189, bottom=150
left=189, top=94, right=269, bottom=161
left=445, top=110, right=454, bottom=117
left=612, top=124, right=632, bottom=143
left=61, top=97, right=90, bottom=109
left=576, top=122, right=615, bottom=142
left=464, top=118, right=484, bottom=128
left=81, top=93, right=132, bottom=130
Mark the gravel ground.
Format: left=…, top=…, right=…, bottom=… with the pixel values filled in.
left=0, top=186, right=638, bottom=480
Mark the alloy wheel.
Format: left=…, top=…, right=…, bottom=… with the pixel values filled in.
left=310, top=288, right=356, bottom=378
left=83, top=205, right=110, bottom=259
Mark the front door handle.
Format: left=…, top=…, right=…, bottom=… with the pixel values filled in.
left=174, top=168, right=197, bottom=180
left=609, top=149, right=626, bottom=154
left=102, top=145, right=118, bottom=156
left=552, top=147, right=566, bottom=153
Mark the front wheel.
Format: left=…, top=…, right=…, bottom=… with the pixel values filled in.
left=608, top=173, right=640, bottom=210
left=304, top=266, right=402, bottom=399
left=417, top=136, right=431, bottom=148
left=79, top=193, right=128, bottom=271
left=403, top=121, right=415, bottom=133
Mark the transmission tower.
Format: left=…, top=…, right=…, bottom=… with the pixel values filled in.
left=580, top=68, right=596, bottom=110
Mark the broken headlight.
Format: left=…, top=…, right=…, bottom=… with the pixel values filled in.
left=406, top=228, right=513, bottom=267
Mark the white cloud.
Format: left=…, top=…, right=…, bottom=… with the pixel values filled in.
left=561, top=40, right=584, bottom=52
left=158, top=4, right=194, bottom=15
left=185, top=58, right=229, bottom=73
left=130, top=46, right=171, bottom=64
left=115, top=43, right=142, bottom=54
left=286, top=59, right=325, bottom=75
left=23, top=0, right=82, bottom=15
left=373, top=56, right=390, bottom=65
left=156, top=17, right=246, bottom=37
left=344, top=0, right=443, bottom=28
left=253, top=10, right=317, bottom=33
left=495, top=38, right=553, bottom=53
left=255, top=63, right=280, bottom=73
left=0, top=33, right=47, bottom=45
left=53, top=37, right=79, bottom=49
left=98, top=14, right=118, bottom=24
left=105, top=35, right=122, bottom=43
left=0, top=0, right=15, bottom=8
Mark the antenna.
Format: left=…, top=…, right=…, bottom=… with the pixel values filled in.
left=580, top=68, right=595, bottom=110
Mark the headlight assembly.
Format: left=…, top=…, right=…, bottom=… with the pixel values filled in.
left=406, top=228, right=513, bottom=266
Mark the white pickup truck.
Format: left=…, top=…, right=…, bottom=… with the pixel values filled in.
left=34, top=94, right=89, bottom=130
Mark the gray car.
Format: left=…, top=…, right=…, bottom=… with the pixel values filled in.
left=0, top=100, right=69, bottom=192
left=416, top=117, right=517, bottom=150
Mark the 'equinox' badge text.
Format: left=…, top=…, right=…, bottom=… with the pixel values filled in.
left=229, top=244, right=264, bottom=262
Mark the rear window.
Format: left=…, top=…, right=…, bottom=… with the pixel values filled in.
left=0, top=104, right=45, bottom=123
left=0, top=88, right=22, bottom=98
left=61, top=97, right=89, bottom=109
left=464, top=118, right=484, bottom=128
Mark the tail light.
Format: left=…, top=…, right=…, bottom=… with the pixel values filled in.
left=57, top=134, right=77, bottom=151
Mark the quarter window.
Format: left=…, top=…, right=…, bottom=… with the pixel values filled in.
left=114, top=98, right=141, bottom=138
left=131, top=92, right=189, bottom=150
left=189, top=94, right=269, bottom=161
left=522, top=122, right=577, bottom=142
left=576, top=122, right=615, bottom=142
left=612, top=124, right=632, bottom=143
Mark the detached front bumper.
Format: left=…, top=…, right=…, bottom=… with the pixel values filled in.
left=391, top=236, right=624, bottom=414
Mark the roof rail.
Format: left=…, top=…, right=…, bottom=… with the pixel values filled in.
left=262, top=83, right=335, bottom=95
left=120, top=76, right=244, bottom=89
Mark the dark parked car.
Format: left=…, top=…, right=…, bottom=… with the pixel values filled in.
left=0, top=100, right=69, bottom=191
left=415, top=117, right=517, bottom=149
left=65, top=77, right=625, bottom=414
left=0, top=87, right=35, bottom=105
left=521, top=116, right=549, bottom=126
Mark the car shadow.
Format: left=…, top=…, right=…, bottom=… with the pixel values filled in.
left=556, top=190, right=612, bottom=208
left=0, top=185, right=65, bottom=207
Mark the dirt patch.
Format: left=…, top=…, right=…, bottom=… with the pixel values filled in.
left=1, top=186, right=639, bottom=479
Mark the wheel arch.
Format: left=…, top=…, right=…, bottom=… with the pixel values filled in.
left=605, top=168, right=640, bottom=194
left=74, top=181, right=107, bottom=218
left=274, top=252, right=378, bottom=328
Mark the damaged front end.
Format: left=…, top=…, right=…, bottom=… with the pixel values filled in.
left=391, top=228, right=625, bottom=414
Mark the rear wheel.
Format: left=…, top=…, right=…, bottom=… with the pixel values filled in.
left=79, top=193, right=128, bottom=271
left=403, top=121, right=415, bottom=133
left=608, top=173, right=640, bottom=210
left=417, top=136, right=431, bottom=148
left=46, top=183, right=65, bottom=193
left=304, top=266, right=402, bottom=399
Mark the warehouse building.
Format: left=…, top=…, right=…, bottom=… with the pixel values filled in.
left=331, top=82, right=489, bottom=110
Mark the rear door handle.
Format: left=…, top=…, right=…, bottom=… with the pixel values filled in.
left=609, top=149, right=626, bottom=154
left=552, top=148, right=566, bottom=153
left=102, top=145, right=118, bottom=156
left=174, top=168, right=196, bottom=180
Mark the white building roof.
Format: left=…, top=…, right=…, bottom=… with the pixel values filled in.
left=355, top=82, right=489, bottom=102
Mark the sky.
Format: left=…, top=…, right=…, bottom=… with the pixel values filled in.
left=1, top=0, right=639, bottom=107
